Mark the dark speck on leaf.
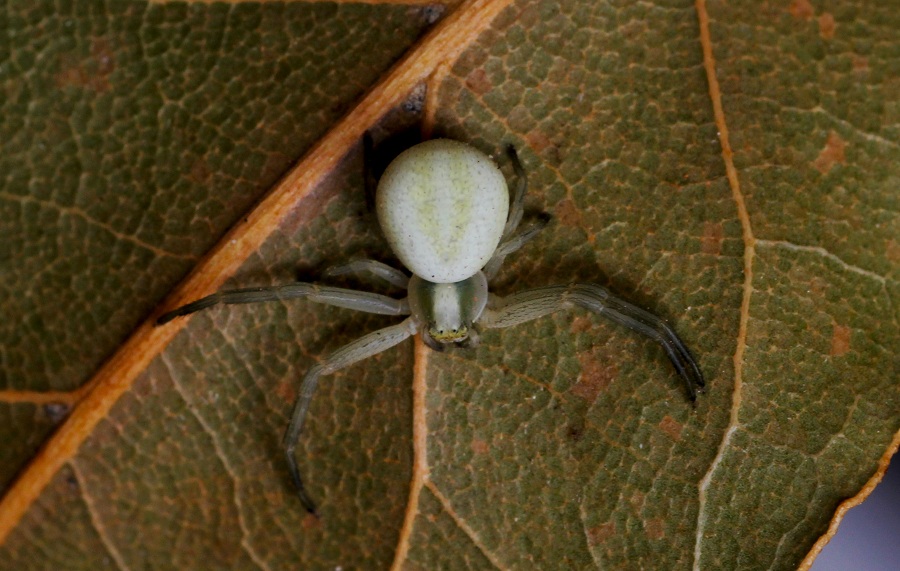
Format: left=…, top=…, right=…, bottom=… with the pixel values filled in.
left=44, top=402, right=71, bottom=424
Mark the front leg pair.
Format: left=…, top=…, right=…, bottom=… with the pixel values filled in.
left=156, top=282, right=408, bottom=324
left=284, top=318, right=417, bottom=516
left=480, top=283, right=705, bottom=401
left=156, top=268, right=414, bottom=515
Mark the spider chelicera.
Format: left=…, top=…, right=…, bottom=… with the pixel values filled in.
left=157, top=138, right=705, bottom=516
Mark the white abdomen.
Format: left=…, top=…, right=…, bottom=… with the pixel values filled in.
left=376, top=139, right=509, bottom=284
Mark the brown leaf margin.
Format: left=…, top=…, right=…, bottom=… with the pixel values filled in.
left=0, top=0, right=514, bottom=544
left=694, top=0, right=900, bottom=567
left=797, top=431, right=900, bottom=570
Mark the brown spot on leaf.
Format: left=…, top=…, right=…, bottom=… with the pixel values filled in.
left=587, top=522, right=616, bottom=546
left=886, top=239, right=900, bottom=264
left=813, top=131, right=847, bottom=174
left=818, top=13, right=836, bottom=39
left=852, top=55, right=869, bottom=72
left=789, top=0, right=815, bottom=20
left=572, top=351, right=617, bottom=402
left=301, top=513, right=320, bottom=529
left=56, top=57, right=101, bottom=91
left=526, top=130, right=552, bottom=154
left=55, top=38, right=116, bottom=93
left=188, top=159, right=212, bottom=184
left=571, top=315, right=593, bottom=334
left=701, top=221, right=724, bottom=255
left=830, top=324, right=851, bottom=356
left=471, top=439, right=489, bottom=454
left=645, top=518, right=665, bottom=540
left=465, top=68, right=492, bottom=95
left=555, top=199, right=582, bottom=227
left=659, top=415, right=683, bottom=441
left=275, top=380, right=296, bottom=403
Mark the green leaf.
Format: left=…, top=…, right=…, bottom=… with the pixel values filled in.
left=1, top=1, right=897, bottom=569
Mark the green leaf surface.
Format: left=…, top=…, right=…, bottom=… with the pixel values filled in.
left=0, top=0, right=431, bottom=487
left=1, top=1, right=897, bottom=570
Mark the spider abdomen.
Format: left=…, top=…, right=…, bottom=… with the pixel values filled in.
left=376, top=139, right=509, bottom=283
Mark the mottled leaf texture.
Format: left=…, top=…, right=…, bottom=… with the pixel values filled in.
left=0, top=1, right=896, bottom=570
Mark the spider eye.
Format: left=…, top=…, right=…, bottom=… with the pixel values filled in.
left=429, top=324, right=468, bottom=343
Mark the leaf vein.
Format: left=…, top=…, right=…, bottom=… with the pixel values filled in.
left=756, top=239, right=889, bottom=284
left=69, top=460, right=133, bottom=571
left=161, top=354, right=273, bottom=571
left=692, top=1, right=757, bottom=568
left=425, top=481, right=508, bottom=571
left=0, top=0, right=523, bottom=549
left=0, top=191, right=196, bottom=262
left=752, top=97, right=900, bottom=150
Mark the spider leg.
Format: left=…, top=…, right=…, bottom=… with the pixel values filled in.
left=483, top=145, right=550, bottom=280
left=479, top=283, right=704, bottom=401
left=283, top=317, right=417, bottom=515
left=323, top=259, right=409, bottom=289
left=157, top=283, right=409, bottom=324
left=482, top=213, right=550, bottom=280
left=501, top=144, right=528, bottom=240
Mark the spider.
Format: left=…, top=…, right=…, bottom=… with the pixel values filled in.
left=157, top=138, right=705, bottom=516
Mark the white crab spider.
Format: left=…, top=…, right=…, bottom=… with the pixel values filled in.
left=158, top=138, right=704, bottom=515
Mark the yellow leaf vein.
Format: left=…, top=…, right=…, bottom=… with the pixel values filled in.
left=161, top=354, right=273, bottom=571
left=692, top=0, right=756, bottom=568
